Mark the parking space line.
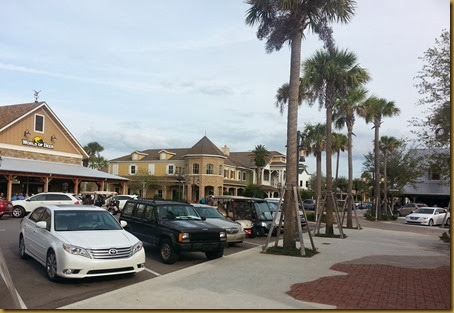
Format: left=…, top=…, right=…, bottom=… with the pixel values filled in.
left=144, top=267, right=161, bottom=276
left=0, top=251, right=27, bottom=309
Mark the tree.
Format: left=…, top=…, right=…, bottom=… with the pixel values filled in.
left=302, top=48, right=369, bottom=235
left=331, top=132, right=348, bottom=189
left=244, top=184, right=266, bottom=198
left=411, top=29, right=450, bottom=180
left=128, top=169, right=159, bottom=199
left=333, top=86, right=369, bottom=227
left=379, top=136, right=402, bottom=213
left=358, top=97, right=400, bottom=219
left=302, top=123, right=325, bottom=218
left=246, top=0, right=356, bottom=249
left=83, top=141, right=108, bottom=170
left=250, top=145, right=270, bottom=186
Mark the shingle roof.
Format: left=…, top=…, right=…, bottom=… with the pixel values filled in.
left=186, top=136, right=226, bottom=157
left=227, top=151, right=284, bottom=168
left=110, top=148, right=190, bottom=162
left=0, top=102, right=43, bottom=130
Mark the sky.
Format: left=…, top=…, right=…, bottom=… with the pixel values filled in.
left=0, top=0, right=449, bottom=178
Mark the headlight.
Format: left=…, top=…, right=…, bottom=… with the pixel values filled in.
left=220, top=231, right=227, bottom=241
left=236, top=223, right=244, bottom=231
left=132, top=241, right=143, bottom=255
left=63, top=244, right=91, bottom=258
left=260, top=222, right=267, bottom=228
left=178, top=232, right=190, bottom=243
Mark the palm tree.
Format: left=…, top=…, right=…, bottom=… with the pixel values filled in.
left=302, top=48, right=369, bottom=236
left=302, top=123, right=326, bottom=219
left=250, top=144, right=270, bottom=186
left=83, top=141, right=107, bottom=169
left=331, top=132, right=348, bottom=191
left=333, top=86, right=369, bottom=228
left=379, top=136, right=402, bottom=214
left=246, top=0, right=356, bottom=248
left=358, top=96, right=400, bottom=219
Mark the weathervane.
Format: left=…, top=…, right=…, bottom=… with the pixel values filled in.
left=33, top=90, right=41, bottom=102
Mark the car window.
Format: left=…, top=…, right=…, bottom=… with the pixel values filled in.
left=122, top=202, right=135, bottom=216
left=418, top=208, right=434, bottom=214
left=134, top=203, right=146, bottom=218
left=29, top=207, right=45, bottom=222
left=158, top=205, right=201, bottom=220
left=46, top=194, right=71, bottom=201
left=54, top=210, right=122, bottom=231
left=194, top=206, right=224, bottom=219
left=41, top=209, right=51, bottom=231
left=30, top=194, right=46, bottom=201
left=144, top=205, right=156, bottom=222
left=118, top=196, right=132, bottom=200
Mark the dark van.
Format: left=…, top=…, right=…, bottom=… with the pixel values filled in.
left=120, top=199, right=227, bottom=264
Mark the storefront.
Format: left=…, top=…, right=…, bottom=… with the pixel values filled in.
left=0, top=101, right=127, bottom=200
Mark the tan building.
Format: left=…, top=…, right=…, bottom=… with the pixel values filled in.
left=108, top=136, right=294, bottom=202
left=0, top=101, right=127, bottom=200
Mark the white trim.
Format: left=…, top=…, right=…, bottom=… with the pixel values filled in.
left=166, top=164, right=175, bottom=175
left=112, top=164, right=119, bottom=175
left=0, top=143, right=83, bottom=159
left=129, top=164, right=137, bottom=175
left=148, top=163, right=155, bottom=175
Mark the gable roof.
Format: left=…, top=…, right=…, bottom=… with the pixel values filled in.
left=110, top=148, right=190, bottom=162
left=227, top=151, right=285, bottom=169
left=185, top=136, right=226, bottom=157
left=0, top=101, right=89, bottom=158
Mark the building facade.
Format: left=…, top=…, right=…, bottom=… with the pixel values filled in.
left=108, top=136, right=312, bottom=202
left=0, top=101, right=128, bottom=200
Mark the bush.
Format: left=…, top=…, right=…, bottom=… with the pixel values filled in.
left=305, top=212, right=326, bottom=223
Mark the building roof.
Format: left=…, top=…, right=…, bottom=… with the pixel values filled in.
left=185, top=136, right=226, bottom=157
left=402, top=182, right=450, bottom=196
left=0, top=156, right=128, bottom=181
left=0, top=102, right=42, bottom=130
left=110, top=148, right=190, bottom=162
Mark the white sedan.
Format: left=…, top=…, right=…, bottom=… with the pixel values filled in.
left=19, top=205, right=145, bottom=281
left=405, top=207, right=449, bottom=226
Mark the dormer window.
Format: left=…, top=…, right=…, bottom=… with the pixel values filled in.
left=35, top=114, right=44, bottom=133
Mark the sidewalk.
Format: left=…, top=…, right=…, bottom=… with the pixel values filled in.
left=60, top=224, right=450, bottom=310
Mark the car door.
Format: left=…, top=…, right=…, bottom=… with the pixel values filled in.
left=435, top=209, right=446, bottom=224
left=142, top=204, right=159, bottom=246
left=23, top=207, right=46, bottom=259
left=33, top=208, right=53, bottom=263
left=25, top=194, right=47, bottom=212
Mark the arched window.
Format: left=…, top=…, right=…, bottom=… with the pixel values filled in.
left=193, top=163, right=199, bottom=174
left=206, top=164, right=214, bottom=175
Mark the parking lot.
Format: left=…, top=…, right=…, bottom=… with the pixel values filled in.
left=0, top=213, right=449, bottom=309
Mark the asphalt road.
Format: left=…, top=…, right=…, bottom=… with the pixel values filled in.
left=0, top=213, right=448, bottom=309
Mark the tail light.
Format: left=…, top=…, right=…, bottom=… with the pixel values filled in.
left=74, top=201, right=80, bottom=205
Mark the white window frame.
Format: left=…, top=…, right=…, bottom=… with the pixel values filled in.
left=167, top=164, right=175, bottom=175
left=148, top=164, right=155, bottom=175
left=112, top=164, right=119, bottom=175
left=129, top=164, right=137, bottom=175
left=34, top=114, right=45, bottom=133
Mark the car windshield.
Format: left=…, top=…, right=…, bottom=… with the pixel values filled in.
left=417, top=208, right=434, bottom=214
left=194, top=206, right=224, bottom=219
left=266, top=201, right=279, bottom=213
left=54, top=210, right=122, bottom=231
left=158, top=205, right=201, bottom=220
left=256, top=202, right=273, bottom=220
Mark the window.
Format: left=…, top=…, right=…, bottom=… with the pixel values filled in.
left=206, top=164, right=214, bottom=174
left=144, top=205, right=156, bottom=222
left=242, top=172, right=246, bottom=181
left=134, top=203, right=146, bottom=218
left=130, top=165, right=137, bottom=175
left=34, top=114, right=44, bottom=132
left=112, top=164, right=119, bottom=175
left=157, top=190, right=163, bottom=199
left=46, top=194, right=71, bottom=201
left=237, top=171, right=241, bottom=180
left=167, top=164, right=175, bottom=175
left=193, top=163, right=199, bottom=174
left=224, top=169, right=228, bottom=178
left=29, top=207, right=45, bottom=222
left=148, top=164, right=155, bottom=175
left=230, top=170, right=235, bottom=179
left=219, top=165, right=222, bottom=176
left=264, top=170, right=270, bottom=181
left=122, top=202, right=135, bottom=216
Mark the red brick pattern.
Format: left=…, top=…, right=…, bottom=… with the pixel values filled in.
left=287, top=264, right=451, bottom=309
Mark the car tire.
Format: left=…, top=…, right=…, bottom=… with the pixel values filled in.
left=428, top=219, right=434, bottom=226
left=160, top=239, right=179, bottom=264
left=205, top=249, right=224, bottom=260
left=19, top=235, right=29, bottom=259
left=12, top=206, right=25, bottom=218
left=257, top=227, right=265, bottom=237
left=46, top=250, right=60, bottom=282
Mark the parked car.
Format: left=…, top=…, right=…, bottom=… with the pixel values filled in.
left=0, top=199, right=13, bottom=219
left=396, top=202, right=428, bottom=217
left=265, top=198, right=306, bottom=230
left=303, top=199, right=316, bottom=210
left=114, top=194, right=138, bottom=210
left=119, top=199, right=227, bottom=264
left=405, top=207, right=449, bottom=226
left=19, top=205, right=145, bottom=281
left=191, top=203, right=245, bottom=244
left=12, top=192, right=81, bottom=218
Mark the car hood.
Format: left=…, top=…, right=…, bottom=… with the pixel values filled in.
left=56, top=230, right=139, bottom=248
left=160, top=219, right=224, bottom=232
left=406, top=213, right=434, bottom=218
left=203, top=218, right=241, bottom=229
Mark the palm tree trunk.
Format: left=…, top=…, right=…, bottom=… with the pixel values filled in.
left=346, top=123, right=354, bottom=228
left=325, top=83, right=334, bottom=236
left=316, top=151, right=322, bottom=218
left=374, top=118, right=381, bottom=220
left=383, top=152, right=388, bottom=215
left=283, top=30, right=302, bottom=250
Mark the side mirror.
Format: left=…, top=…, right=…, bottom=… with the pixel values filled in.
left=120, top=220, right=127, bottom=228
left=36, top=221, right=47, bottom=229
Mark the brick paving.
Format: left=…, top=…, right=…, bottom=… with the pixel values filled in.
left=287, top=263, right=451, bottom=310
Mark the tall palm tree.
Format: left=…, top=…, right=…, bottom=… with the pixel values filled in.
left=302, top=48, right=369, bottom=236
left=331, top=132, right=348, bottom=190
left=302, top=123, right=326, bottom=218
left=358, top=96, right=400, bottom=219
left=379, top=136, right=402, bottom=214
left=333, top=86, right=369, bottom=228
left=83, top=141, right=107, bottom=169
left=246, top=0, right=356, bottom=248
left=250, top=144, right=270, bottom=186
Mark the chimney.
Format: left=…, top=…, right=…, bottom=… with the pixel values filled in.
left=222, top=145, right=230, bottom=156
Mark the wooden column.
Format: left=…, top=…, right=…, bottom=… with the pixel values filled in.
left=120, top=182, right=127, bottom=194
left=72, top=179, right=80, bottom=194
left=41, top=176, right=53, bottom=192
left=4, top=175, right=16, bottom=201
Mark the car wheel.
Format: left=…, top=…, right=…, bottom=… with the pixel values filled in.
left=205, top=249, right=224, bottom=260
left=46, top=250, right=59, bottom=282
left=12, top=206, right=25, bottom=218
left=160, top=239, right=179, bottom=264
left=19, top=235, right=29, bottom=259
left=257, top=227, right=265, bottom=237
left=428, top=219, right=434, bottom=226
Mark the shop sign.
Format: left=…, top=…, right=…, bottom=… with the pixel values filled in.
left=22, top=136, right=54, bottom=149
